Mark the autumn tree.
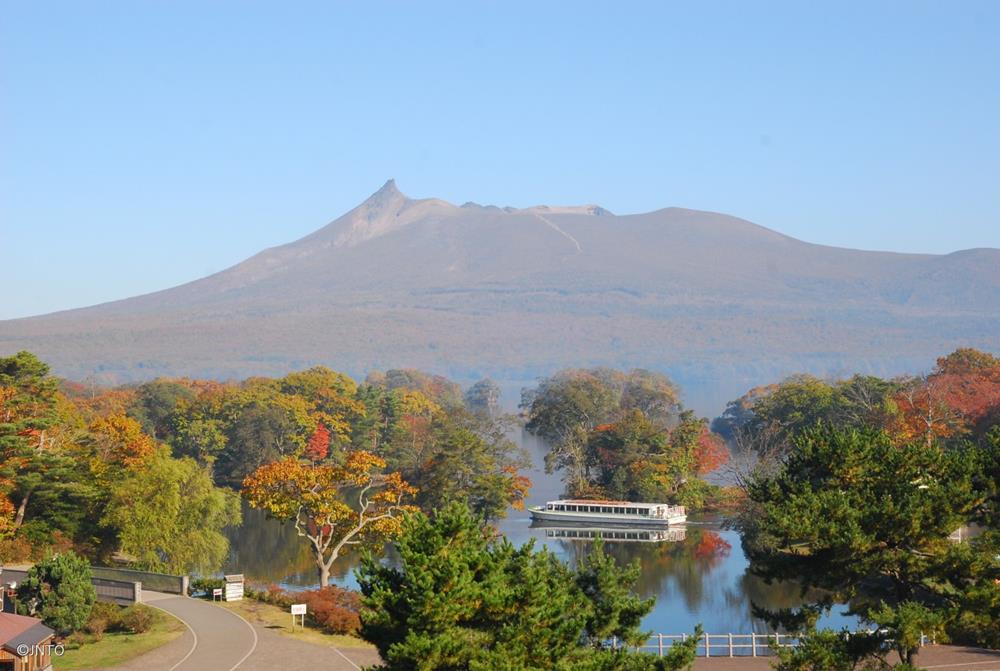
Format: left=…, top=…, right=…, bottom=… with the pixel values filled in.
left=404, top=420, right=531, bottom=518
left=524, top=368, right=693, bottom=501
left=214, top=395, right=313, bottom=486
left=128, top=379, right=195, bottom=439
left=243, top=450, right=416, bottom=586
left=356, top=385, right=532, bottom=519
left=87, top=414, right=157, bottom=475
left=524, top=368, right=726, bottom=506
left=305, top=423, right=331, bottom=462
left=522, top=369, right=621, bottom=444
left=366, top=368, right=465, bottom=408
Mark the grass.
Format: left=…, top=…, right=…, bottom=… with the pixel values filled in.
left=214, top=597, right=375, bottom=649
left=53, top=608, right=185, bottom=671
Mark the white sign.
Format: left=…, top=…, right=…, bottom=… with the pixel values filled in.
left=291, top=604, right=307, bottom=615
left=224, top=582, right=243, bottom=602
left=212, top=588, right=223, bottom=596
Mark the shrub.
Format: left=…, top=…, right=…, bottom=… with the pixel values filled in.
left=120, top=604, right=155, bottom=633
left=245, top=583, right=294, bottom=608
left=87, top=602, right=123, bottom=633
left=63, top=632, right=87, bottom=649
left=301, top=586, right=361, bottom=635
left=84, top=618, right=106, bottom=640
left=265, top=583, right=294, bottom=608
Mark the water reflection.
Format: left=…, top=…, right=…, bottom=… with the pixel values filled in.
left=532, top=521, right=687, bottom=543
left=223, top=428, right=856, bottom=633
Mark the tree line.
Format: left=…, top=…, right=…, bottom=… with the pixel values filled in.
left=0, top=353, right=530, bottom=578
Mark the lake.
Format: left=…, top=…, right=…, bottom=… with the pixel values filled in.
left=223, top=429, right=856, bottom=635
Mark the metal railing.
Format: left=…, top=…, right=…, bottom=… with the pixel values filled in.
left=619, top=631, right=938, bottom=658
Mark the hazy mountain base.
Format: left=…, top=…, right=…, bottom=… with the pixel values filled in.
left=4, top=303, right=988, bottom=414
left=2, top=181, right=996, bottom=414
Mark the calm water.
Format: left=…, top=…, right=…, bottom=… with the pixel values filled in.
left=224, top=429, right=856, bottom=635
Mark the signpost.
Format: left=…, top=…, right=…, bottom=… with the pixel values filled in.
left=291, top=603, right=306, bottom=628
left=212, top=588, right=223, bottom=602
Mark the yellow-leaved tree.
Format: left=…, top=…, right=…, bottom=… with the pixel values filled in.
left=242, top=451, right=416, bottom=586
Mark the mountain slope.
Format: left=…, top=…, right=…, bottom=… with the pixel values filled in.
left=2, top=181, right=997, bottom=412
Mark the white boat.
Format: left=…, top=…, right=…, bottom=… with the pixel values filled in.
left=528, top=499, right=686, bottom=527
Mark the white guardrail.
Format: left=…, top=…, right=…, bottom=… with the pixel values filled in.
left=610, top=632, right=937, bottom=658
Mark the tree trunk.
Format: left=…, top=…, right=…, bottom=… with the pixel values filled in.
left=14, top=491, right=29, bottom=529
left=317, top=560, right=330, bottom=588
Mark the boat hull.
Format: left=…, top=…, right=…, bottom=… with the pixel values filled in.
left=529, top=508, right=686, bottom=526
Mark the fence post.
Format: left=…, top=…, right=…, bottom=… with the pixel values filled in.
left=658, top=634, right=663, bottom=657
left=752, top=633, right=757, bottom=657
left=133, top=582, right=142, bottom=604
left=729, top=633, right=734, bottom=657
left=704, top=632, right=710, bottom=658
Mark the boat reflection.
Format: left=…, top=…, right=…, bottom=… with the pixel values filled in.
left=530, top=520, right=686, bottom=543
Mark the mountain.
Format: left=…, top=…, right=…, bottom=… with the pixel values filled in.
left=2, top=180, right=998, bottom=413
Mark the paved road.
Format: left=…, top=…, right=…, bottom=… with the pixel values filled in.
left=143, top=591, right=258, bottom=671
left=106, top=592, right=374, bottom=671
left=89, top=594, right=1000, bottom=671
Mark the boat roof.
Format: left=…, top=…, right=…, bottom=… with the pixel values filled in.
left=547, top=499, right=670, bottom=508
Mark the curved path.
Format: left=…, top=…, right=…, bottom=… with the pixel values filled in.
left=143, top=591, right=258, bottom=671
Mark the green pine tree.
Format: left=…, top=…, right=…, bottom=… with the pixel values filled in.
left=17, top=551, right=97, bottom=634
left=357, top=503, right=698, bottom=670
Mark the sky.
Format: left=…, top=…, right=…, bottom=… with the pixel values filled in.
left=2, top=1, right=998, bottom=319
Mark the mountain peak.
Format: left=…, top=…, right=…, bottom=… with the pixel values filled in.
left=364, top=178, right=405, bottom=206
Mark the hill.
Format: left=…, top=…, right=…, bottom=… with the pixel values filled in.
left=2, top=180, right=997, bottom=413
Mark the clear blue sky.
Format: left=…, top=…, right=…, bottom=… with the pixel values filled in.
left=2, top=1, right=998, bottom=319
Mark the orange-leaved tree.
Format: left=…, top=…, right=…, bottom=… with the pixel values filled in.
left=242, top=451, right=416, bottom=586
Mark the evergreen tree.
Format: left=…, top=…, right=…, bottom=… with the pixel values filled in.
left=357, top=503, right=698, bottom=670
left=17, top=551, right=96, bottom=634
left=745, top=426, right=986, bottom=662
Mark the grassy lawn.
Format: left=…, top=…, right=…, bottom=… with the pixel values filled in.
left=53, top=608, right=185, bottom=671
left=215, top=597, right=375, bottom=649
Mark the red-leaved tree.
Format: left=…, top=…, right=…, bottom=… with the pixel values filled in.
left=305, top=423, right=331, bottom=462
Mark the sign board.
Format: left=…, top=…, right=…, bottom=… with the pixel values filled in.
left=223, top=574, right=244, bottom=602
left=291, top=603, right=307, bottom=628
left=212, top=588, right=223, bottom=601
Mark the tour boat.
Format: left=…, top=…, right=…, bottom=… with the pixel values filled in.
left=528, top=499, right=686, bottom=526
